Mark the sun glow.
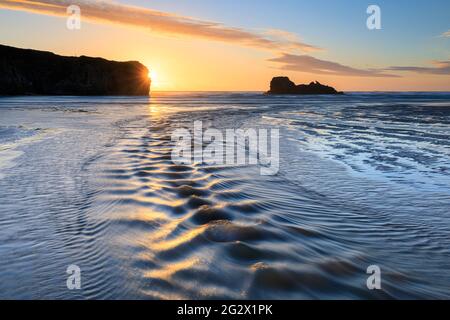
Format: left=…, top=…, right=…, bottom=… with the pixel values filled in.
left=149, top=70, right=159, bottom=88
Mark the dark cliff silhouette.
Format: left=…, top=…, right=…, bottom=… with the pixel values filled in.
left=0, top=44, right=150, bottom=96
left=267, top=76, right=343, bottom=95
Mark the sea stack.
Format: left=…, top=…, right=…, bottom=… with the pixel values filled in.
left=0, top=44, right=151, bottom=96
left=267, top=76, right=343, bottom=95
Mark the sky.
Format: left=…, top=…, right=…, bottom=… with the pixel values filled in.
left=0, top=0, right=449, bottom=91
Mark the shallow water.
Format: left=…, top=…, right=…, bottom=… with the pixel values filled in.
left=0, top=92, right=449, bottom=299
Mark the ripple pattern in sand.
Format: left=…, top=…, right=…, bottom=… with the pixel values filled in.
left=95, top=115, right=421, bottom=300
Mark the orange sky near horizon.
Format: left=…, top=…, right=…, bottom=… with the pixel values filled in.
left=78, top=30, right=450, bottom=92
left=69, top=26, right=450, bottom=91
left=47, top=25, right=448, bottom=92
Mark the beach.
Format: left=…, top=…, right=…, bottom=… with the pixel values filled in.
left=0, top=92, right=449, bottom=299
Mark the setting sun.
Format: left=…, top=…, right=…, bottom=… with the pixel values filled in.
left=149, top=70, right=158, bottom=88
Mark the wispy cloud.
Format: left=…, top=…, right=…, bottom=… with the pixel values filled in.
left=0, top=0, right=320, bottom=52
left=441, top=30, right=450, bottom=37
left=387, top=60, right=450, bottom=75
left=268, top=53, right=399, bottom=78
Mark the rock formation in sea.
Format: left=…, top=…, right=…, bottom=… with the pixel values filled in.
left=0, top=44, right=150, bottom=96
left=267, top=76, right=343, bottom=95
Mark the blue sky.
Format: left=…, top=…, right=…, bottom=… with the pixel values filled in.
left=125, top=0, right=449, bottom=63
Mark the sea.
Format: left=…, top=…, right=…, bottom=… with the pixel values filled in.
left=0, top=92, right=449, bottom=299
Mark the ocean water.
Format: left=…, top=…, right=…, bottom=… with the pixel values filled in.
left=0, top=92, right=449, bottom=299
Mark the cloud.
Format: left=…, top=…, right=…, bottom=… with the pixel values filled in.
left=0, top=0, right=320, bottom=52
left=441, top=30, right=450, bottom=37
left=387, top=60, right=450, bottom=75
left=268, top=53, right=399, bottom=77
left=262, top=29, right=319, bottom=52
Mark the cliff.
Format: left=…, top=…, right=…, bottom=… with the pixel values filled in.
left=0, top=44, right=150, bottom=96
left=267, top=77, right=343, bottom=95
